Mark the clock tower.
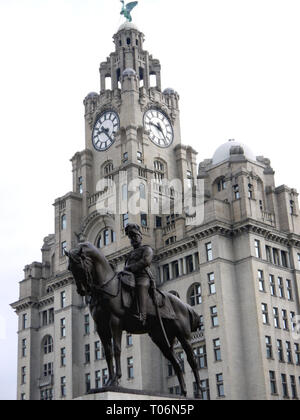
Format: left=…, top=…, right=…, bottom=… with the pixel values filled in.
left=73, top=21, right=198, bottom=253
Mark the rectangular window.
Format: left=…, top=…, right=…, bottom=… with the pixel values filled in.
left=298, top=253, right=300, bottom=270
left=233, top=184, right=240, bottom=200
left=194, top=345, right=207, bottom=369
left=262, top=303, right=269, bottom=324
left=126, top=334, right=133, bottom=347
left=22, top=314, right=28, bottom=330
left=273, top=307, right=280, bottom=328
left=277, top=340, right=284, bottom=362
left=95, top=370, right=101, bottom=389
left=85, top=373, right=91, bottom=394
left=199, top=379, right=210, bottom=400
left=61, top=376, right=66, bottom=397
left=269, top=274, right=276, bottom=296
left=102, top=368, right=108, bottom=386
left=163, top=264, right=170, bottom=282
left=265, top=336, right=273, bottom=359
left=290, top=376, right=298, bottom=399
left=48, top=308, right=54, bottom=324
left=95, top=341, right=101, bottom=360
left=291, top=311, right=296, bottom=332
left=137, top=151, right=143, bottom=163
left=216, top=373, right=225, bottom=397
left=185, top=255, right=194, bottom=274
left=206, top=242, right=213, bottom=262
left=273, top=248, right=280, bottom=265
left=60, top=318, right=66, bottom=338
left=140, top=212, right=147, bottom=227
left=84, top=314, right=90, bottom=335
left=61, top=347, right=66, bottom=366
left=269, top=371, right=277, bottom=395
left=78, top=176, right=83, bottom=194
left=61, top=241, right=67, bottom=257
left=254, top=240, right=261, bottom=258
left=42, top=310, right=48, bottom=326
left=123, top=152, right=128, bottom=162
left=167, top=361, right=174, bottom=377
left=266, top=246, right=272, bottom=263
left=286, top=279, right=293, bottom=301
left=208, top=272, right=216, bottom=294
left=282, top=309, right=288, bottom=330
left=278, top=277, right=284, bottom=298
left=210, top=306, right=219, bottom=327
left=213, top=339, right=221, bottom=361
left=60, top=291, right=66, bottom=308
left=155, top=216, right=162, bottom=228
left=85, top=344, right=90, bottom=364
left=172, top=261, right=179, bottom=279
left=21, top=367, right=26, bottom=385
left=127, top=357, right=134, bottom=379
left=295, top=343, right=300, bottom=365
left=122, top=213, right=129, bottom=228
left=22, top=339, right=27, bottom=358
left=199, top=315, right=204, bottom=331
left=248, top=183, right=253, bottom=199
left=281, top=251, right=288, bottom=267
left=281, top=374, right=289, bottom=398
left=286, top=341, right=293, bottom=364
left=258, top=270, right=265, bottom=292
left=43, top=362, right=53, bottom=377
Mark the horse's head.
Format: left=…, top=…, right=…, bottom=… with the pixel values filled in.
left=65, top=242, right=97, bottom=297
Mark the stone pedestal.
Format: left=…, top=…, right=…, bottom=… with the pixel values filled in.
left=74, top=386, right=184, bottom=401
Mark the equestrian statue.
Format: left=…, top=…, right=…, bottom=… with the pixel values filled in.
left=66, top=224, right=202, bottom=398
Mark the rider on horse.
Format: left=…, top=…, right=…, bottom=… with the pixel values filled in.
left=124, top=223, right=153, bottom=326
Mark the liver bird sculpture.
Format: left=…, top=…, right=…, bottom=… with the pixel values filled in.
left=120, top=0, right=138, bottom=22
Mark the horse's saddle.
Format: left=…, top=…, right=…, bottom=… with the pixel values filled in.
left=118, top=271, right=176, bottom=320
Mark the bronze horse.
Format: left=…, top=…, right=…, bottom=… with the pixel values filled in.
left=66, top=242, right=202, bottom=398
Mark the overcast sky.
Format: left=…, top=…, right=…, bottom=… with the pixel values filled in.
left=1, top=0, right=300, bottom=400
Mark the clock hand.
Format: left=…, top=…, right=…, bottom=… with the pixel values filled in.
left=156, top=122, right=167, bottom=143
left=100, top=127, right=114, bottom=143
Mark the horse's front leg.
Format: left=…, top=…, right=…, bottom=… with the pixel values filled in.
left=111, top=316, right=123, bottom=385
left=97, top=327, right=115, bottom=387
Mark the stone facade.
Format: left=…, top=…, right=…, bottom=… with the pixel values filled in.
left=11, top=23, right=300, bottom=400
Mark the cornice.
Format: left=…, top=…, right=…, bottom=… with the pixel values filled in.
left=10, top=297, right=39, bottom=313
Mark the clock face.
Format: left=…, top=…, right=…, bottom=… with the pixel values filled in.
left=143, top=109, right=174, bottom=148
left=92, top=110, right=120, bottom=151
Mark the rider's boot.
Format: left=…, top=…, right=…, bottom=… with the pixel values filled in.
left=135, top=285, right=147, bottom=326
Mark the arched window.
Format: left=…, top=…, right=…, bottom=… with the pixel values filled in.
left=96, top=229, right=116, bottom=249
left=188, top=283, right=202, bottom=306
left=103, top=162, right=114, bottom=176
left=43, top=336, right=53, bottom=354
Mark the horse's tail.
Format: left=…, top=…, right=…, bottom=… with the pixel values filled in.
left=187, top=305, right=202, bottom=332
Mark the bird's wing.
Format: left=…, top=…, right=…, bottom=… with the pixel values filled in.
left=125, top=1, right=138, bottom=13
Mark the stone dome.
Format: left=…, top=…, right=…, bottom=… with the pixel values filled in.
left=86, top=92, right=98, bottom=99
left=117, top=22, right=140, bottom=32
left=163, top=88, right=176, bottom=95
left=212, top=140, right=256, bottom=165
left=122, top=68, right=136, bottom=77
